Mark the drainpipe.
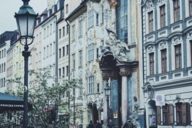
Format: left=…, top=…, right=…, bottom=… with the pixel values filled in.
left=141, top=1, right=147, bottom=128
left=55, top=16, right=58, bottom=84
left=54, top=15, right=58, bottom=128
left=65, top=19, right=73, bottom=125
left=65, top=20, right=70, bottom=81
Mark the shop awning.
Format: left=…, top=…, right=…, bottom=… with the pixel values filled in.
left=0, top=92, right=32, bottom=112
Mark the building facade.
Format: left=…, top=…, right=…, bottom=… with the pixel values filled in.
left=0, top=31, right=18, bottom=92
left=142, top=0, right=192, bottom=127
left=7, top=39, right=24, bottom=93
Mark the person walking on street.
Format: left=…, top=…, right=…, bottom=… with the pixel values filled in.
left=95, top=120, right=102, bottom=128
left=107, top=119, right=113, bottom=128
left=87, top=120, right=94, bottom=128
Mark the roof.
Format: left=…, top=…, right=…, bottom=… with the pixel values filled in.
left=0, top=31, right=19, bottom=47
left=65, top=0, right=87, bottom=22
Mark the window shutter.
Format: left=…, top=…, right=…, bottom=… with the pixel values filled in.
left=186, top=103, right=191, bottom=125
left=168, top=105, right=174, bottom=125
left=182, top=103, right=187, bottom=125
left=157, top=106, right=161, bottom=125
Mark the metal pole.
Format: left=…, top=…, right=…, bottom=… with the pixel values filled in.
left=22, top=41, right=30, bottom=128
left=107, top=95, right=109, bottom=127
left=73, top=87, right=75, bottom=125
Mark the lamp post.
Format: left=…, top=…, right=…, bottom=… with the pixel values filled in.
left=104, top=83, right=111, bottom=127
left=15, top=0, right=37, bottom=127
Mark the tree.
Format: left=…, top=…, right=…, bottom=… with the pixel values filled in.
left=7, top=68, right=81, bottom=127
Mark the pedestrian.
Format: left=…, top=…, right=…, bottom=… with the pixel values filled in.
left=87, top=120, right=94, bottom=128
left=95, top=120, right=102, bottom=128
left=107, top=119, right=113, bottom=128
left=123, top=120, right=136, bottom=128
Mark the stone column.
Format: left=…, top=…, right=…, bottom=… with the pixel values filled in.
left=102, top=70, right=112, bottom=127
left=160, top=106, right=163, bottom=125
left=119, top=66, right=131, bottom=126
left=103, top=80, right=108, bottom=126
left=173, top=104, right=177, bottom=125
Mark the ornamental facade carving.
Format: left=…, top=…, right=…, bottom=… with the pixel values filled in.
left=187, top=31, right=192, bottom=40
left=146, top=0, right=154, bottom=11
left=103, top=28, right=130, bottom=62
left=172, top=36, right=182, bottom=45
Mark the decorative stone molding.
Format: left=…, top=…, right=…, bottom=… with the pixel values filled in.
left=157, top=0, right=166, bottom=6
left=101, top=69, right=117, bottom=80
left=146, top=0, right=154, bottom=11
left=119, top=67, right=131, bottom=76
left=172, top=36, right=181, bottom=45
left=107, top=0, right=117, bottom=8
left=147, top=45, right=155, bottom=53
left=187, top=31, right=192, bottom=40
left=117, top=61, right=138, bottom=76
left=159, top=41, right=167, bottom=50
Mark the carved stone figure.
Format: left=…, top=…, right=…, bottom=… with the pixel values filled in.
left=104, top=28, right=130, bottom=62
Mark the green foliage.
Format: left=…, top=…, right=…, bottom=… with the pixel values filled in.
left=6, top=68, right=80, bottom=127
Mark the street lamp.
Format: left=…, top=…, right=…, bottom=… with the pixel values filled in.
left=104, top=83, right=111, bottom=126
left=15, top=0, right=37, bottom=127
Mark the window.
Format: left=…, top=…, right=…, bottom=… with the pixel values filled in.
left=71, top=25, right=75, bottom=41
left=4, top=49, right=6, bottom=57
left=88, top=44, right=94, bottom=62
left=96, top=13, right=99, bottom=26
left=59, top=68, right=61, bottom=78
left=162, top=104, right=174, bottom=125
left=50, top=24, right=52, bottom=35
left=62, top=67, right=65, bottom=77
left=88, top=76, right=94, bottom=94
left=97, top=48, right=99, bottom=58
left=189, top=0, right=192, bottom=16
left=79, top=50, right=82, bottom=68
left=101, top=5, right=104, bottom=24
left=66, top=45, right=69, bottom=55
left=79, top=19, right=83, bottom=38
left=161, top=49, right=167, bottom=73
left=50, top=44, right=52, bottom=55
left=88, top=10, right=94, bottom=28
left=43, top=47, right=46, bottom=59
left=175, top=44, right=181, bottom=69
left=97, top=83, right=100, bottom=93
left=72, top=54, right=75, bottom=70
left=62, top=46, right=65, bottom=57
left=4, top=63, right=6, bottom=72
left=149, top=53, right=155, bottom=75
left=59, top=29, right=61, bottom=39
left=148, top=11, right=153, bottom=32
left=116, top=0, right=128, bottom=42
left=66, top=65, right=69, bottom=76
left=173, top=0, right=180, bottom=22
left=160, top=5, right=166, bottom=28
left=63, top=26, right=65, bottom=37
left=176, top=103, right=191, bottom=125
left=66, top=4, right=68, bottom=14
left=59, top=48, right=61, bottom=58
left=67, top=25, right=69, bottom=34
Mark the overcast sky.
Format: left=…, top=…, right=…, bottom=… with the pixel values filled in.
left=0, top=0, right=47, bottom=34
